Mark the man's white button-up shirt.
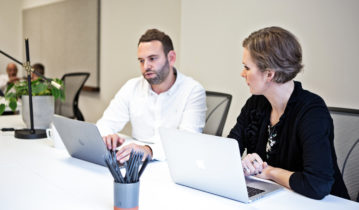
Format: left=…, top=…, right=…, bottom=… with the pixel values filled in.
left=96, top=70, right=206, bottom=160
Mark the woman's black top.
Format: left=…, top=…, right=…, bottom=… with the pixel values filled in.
left=228, top=81, right=349, bottom=199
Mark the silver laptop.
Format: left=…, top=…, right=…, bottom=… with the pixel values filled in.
left=159, top=128, right=283, bottom=203
left=53, top=115, right=108, bottom=166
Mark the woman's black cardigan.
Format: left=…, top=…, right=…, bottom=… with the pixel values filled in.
left=228, top=81, right=349, bottom=199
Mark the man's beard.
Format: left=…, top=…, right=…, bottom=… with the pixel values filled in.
left=144, top=59, right=170, bottom=85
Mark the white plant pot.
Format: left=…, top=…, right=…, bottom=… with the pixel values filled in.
left=21, top=95, right=55, bottom=129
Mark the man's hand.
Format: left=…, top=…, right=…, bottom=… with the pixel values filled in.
left=102, top=134, right=125, bottom=151
left=8, top=76, right=19, bottom=84
left=116, top=143, right=152, bottom=163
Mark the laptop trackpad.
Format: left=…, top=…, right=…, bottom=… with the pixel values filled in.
left=245, top=176, right=282, bottom=200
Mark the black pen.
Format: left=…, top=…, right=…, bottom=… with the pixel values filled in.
left=1, top=127, right=15, bottom=132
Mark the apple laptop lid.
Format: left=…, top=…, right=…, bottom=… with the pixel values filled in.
left=52, top=115, right=108, bottom=166
left=159, top=128, right=283, bottom=203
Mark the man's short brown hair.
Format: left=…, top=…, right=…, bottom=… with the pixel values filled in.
left=138, top=29, right=174, bottom=55
left=32, top=63, right=45, bottom=75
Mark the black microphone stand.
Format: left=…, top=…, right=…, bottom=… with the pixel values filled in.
left=0, top=39, right=48, bottom=139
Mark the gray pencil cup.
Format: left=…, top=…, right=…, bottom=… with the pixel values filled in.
left=114, top=181, right=140, bottom=210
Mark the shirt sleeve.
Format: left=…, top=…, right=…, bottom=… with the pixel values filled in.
left=289, top=106, right=335, bottom=199
left=96, top=81, right=132, bottom=136
left=0, top=75, right=8, bottom=91
left=177, top=82, right=206, bottom=133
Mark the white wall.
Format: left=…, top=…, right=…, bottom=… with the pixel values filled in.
left=20, top=0, right=181, bottom=133
left=0, top=0, right=65, bottom=75
left=3, top=0, right=359, bottom=137
left=180, top=0, right=359, bottom=136
left=80, top=0, right=181, bottom=134
left=0, top=0, right=23, bottom=76
left=22, top=0, right=65, bottom=9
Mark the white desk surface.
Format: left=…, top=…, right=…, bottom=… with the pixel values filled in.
left=1, top=115, right=358, bottom=210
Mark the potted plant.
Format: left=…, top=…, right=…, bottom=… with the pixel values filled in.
left=0, top=78, right=65, bottom=128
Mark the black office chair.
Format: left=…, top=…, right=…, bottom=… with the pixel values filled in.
left=329, top=107, right=359, bottom=201
left=55, top=72, right=90, bottom=121
left=203, top=91, right=232, bottom=136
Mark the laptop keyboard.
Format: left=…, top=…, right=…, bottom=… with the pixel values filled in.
left=247, top=186, right=265, bottom=197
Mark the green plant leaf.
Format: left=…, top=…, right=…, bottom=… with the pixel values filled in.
left=14, top=81, right=28, bottom=96
left=51, top=87, right=60, bottom=99
left=61, top=88, right=65, bottom=101
left=5, top=83, right=14, bottom=94
left=50, top=78, right=65, bottom=101
left=9, top=98, right=17, bottom=111
left=0, top=104, right=5, bottom=115
left=32, top=82, right=49, bottom=95
left=5, top=92, right=16, bottom=100
left=1, top=77, right=65, bottom=115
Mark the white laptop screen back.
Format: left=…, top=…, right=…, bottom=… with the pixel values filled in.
left=159, top=128, right=249, bottom=202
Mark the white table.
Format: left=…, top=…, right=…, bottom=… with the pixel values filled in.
left=1, top=115, right=358, bottom=210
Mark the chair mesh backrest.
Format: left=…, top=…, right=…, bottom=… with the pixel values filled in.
left=329, top=107, right=359, bottom=201
left=203, top=91, right=232, bottom=136
left=55, top=72, right=89, bottom=119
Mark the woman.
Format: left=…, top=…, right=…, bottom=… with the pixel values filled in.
left=228, top=26, right=349, bottom=199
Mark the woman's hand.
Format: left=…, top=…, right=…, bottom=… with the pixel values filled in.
left=242, top=153, right=267, bottom=176
left=255, top=162, right=272, bottom=179
left=254, top=161, right=294, bottom=189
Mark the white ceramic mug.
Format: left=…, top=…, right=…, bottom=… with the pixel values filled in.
left=46, top=123, right=65, bottom=149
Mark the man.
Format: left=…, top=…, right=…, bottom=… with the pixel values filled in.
left=31, top=63, right=45, bottom=81
left=96, top=29, right=206, bottom=162
left=0, top=63, right=20, bottom=93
